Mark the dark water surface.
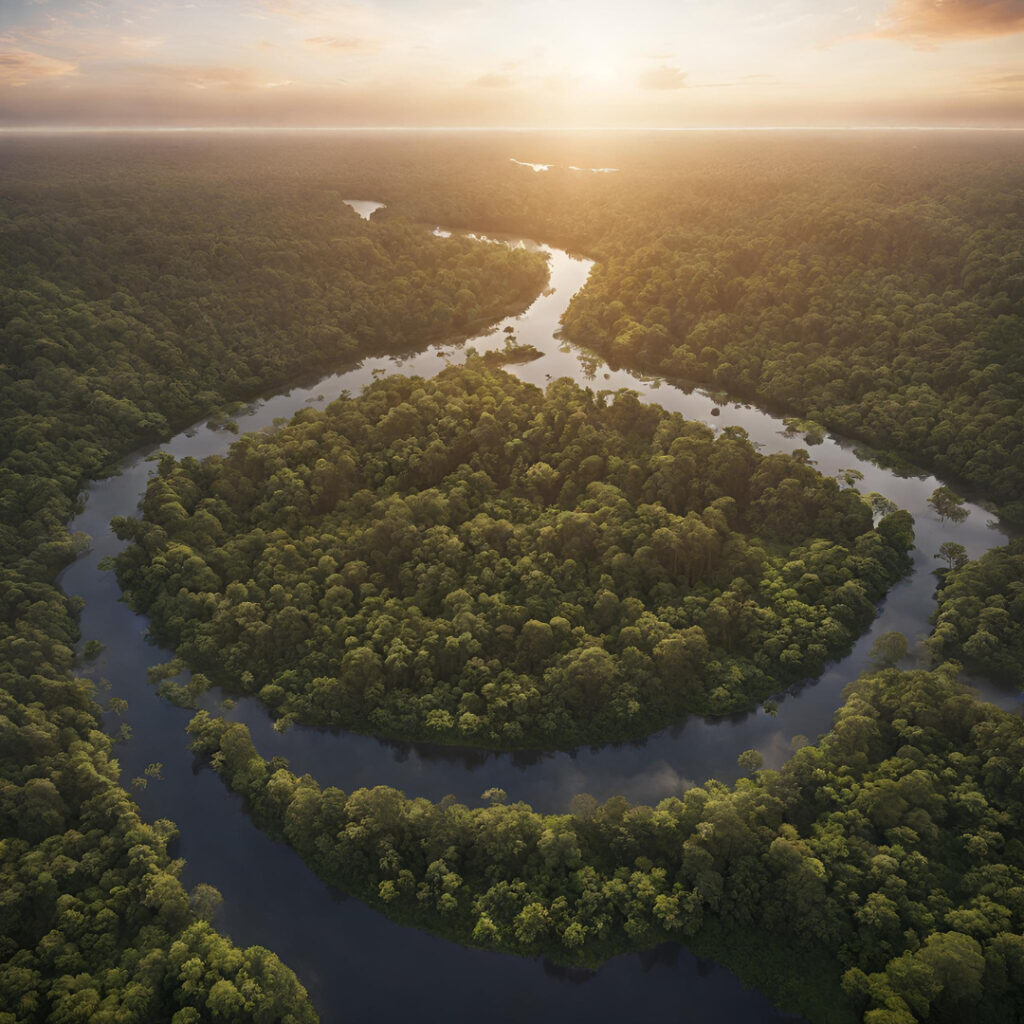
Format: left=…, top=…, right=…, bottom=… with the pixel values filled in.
left=58, top=215, right=1017, bottom=1022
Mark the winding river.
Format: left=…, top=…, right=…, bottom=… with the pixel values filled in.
left=58, top=207, right=1019, bottom=1023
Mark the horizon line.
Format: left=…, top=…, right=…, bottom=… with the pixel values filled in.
left=2, top=124, right=1024, bottom=136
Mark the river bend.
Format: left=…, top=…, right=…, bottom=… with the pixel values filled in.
left=58, top=213, right=1017, bottom=1022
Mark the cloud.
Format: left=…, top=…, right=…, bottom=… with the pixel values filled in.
left=472, top=72, right=513, bottom=88
left=637, top=64, right=687, bottom=90
left=117, top=63, right=269, bottom=91
left=873, top=0, right=1024, bottom=42
left=305, top=35, right=379, bottom=52
left=118, top=36, right=164, bottom=55
left=975, top=69, right=1024, bottom=88
left=0, top=48, right=77, bottom=87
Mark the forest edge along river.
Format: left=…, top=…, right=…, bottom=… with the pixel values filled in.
left=56, top=200, right=1019, bottom=1022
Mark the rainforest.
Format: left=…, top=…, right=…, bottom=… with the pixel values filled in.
left=1, top=129, right=1023, bottom=1024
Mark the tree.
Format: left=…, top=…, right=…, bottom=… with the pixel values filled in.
left=935, top=541, right=969, bottom=571
left=929, top=486, right=969, bottom=524
left=870, top=631, right=908, bottom=668
left=865, top=492, right=898, bottom=521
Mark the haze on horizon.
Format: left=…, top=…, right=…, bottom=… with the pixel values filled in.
left=1, top=0, right=1022, bottom=130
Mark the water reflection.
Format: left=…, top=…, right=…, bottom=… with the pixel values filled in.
left=341, top=198, right=385, bottom=219
left=510, top=157, right=553, bottom=171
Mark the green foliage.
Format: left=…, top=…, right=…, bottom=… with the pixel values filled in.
left=0, top=633, right=317, bottom=1022
left=189, top=665, right=1024, bottom=1023
left=0, top=143, right=549, bottom=1021
left=935, top=542, right=969, bottom=572
left=479, top=331, right=543, bottom=367
left=115, top=366, right=912, bottom=747
left=929, top=539, right=1024, bottom=686
left=82, top=639, right=104, bottom=660
left=0, top=158, right=546, bottom=590
left=928, top=488, right=969, bottom=526
left=546, top=146, right=1024, bottom=524
left=5, top=131, right=1024, bottom=1023
left=869, top=631, right=909, bottom=669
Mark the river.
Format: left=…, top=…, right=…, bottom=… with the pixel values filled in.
left=57, top=208, right=1018, bottom=1022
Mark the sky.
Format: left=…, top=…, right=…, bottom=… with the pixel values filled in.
left=0, top=0, right=1022, bottom=129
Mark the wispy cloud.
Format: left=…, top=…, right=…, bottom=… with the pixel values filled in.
left=974, top=69, right=1024, bottom=88
left=305, top=34, right=379, bottom=52
left=118, top=35, right=164, bottom=54
left=637, top=64, right=686, bottom=90
left=873, top=0, right=1024, bottom=43
left=118, top=62, right=269, bottom=90
left=1, top=0, right=1023, bottom=128
left=0, top=47, right=77, bottom=86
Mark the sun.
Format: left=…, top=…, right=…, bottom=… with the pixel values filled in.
left=544, top=6, right=627, bottom=88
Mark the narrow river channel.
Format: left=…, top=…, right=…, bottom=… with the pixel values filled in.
left=57, top=207, right=1019, bottom=1022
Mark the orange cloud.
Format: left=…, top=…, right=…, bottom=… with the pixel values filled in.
left=874, top=0, right=1024, bottom=41
left=637, top=65, right=687, bottom=90
left=0, top=48, right=77, bottom=87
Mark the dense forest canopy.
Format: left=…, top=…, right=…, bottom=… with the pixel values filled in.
left=0, top=139, right=551, bottom=1021
left=114, top=365, right=912, bottom=747
left=0, top=158, right=546, bottom=583
left=2, top=132, right=1023, bottom=1024
left=929, top=539, right=1024, bottom=687
left=8, top=130, right=1019, bottom=516
left=189, top=663, right=1024, bottom=1024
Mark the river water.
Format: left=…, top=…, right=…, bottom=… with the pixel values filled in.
left=58, top=209, right=1018, bottom=1022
